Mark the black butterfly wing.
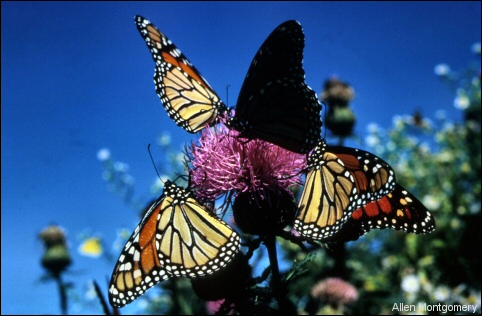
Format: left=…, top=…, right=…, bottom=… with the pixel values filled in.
left=323, top=183, right=436, bottom=242
left=229, top=20, right=322, bottom=154
left=238, top=20, right=305, bottom=92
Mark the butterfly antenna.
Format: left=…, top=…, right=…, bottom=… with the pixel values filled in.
left=147, top=144, right=163, bottom=183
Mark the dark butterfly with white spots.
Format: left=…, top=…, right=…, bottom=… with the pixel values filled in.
left=226, top=20, right=322, bottom=154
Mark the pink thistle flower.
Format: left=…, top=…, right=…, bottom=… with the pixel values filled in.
left=206, top=299, right=235, bottom=315
left=311, top=277, right=359, bottom=306
left=186, top=122, right=306, bottom=203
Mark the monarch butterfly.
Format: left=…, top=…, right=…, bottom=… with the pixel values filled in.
left=294, top=139, right=435, bottom=242
left=108, top=181, right=241, bottom=308
left=322, top=183, right=436, bottom=242
left=136, top=16, right=322, bottom=154
left=226, top=20, right=322, bottom=154
left=135, top=16, right=228, bottom=133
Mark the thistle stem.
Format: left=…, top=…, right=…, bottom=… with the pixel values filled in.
left=265, top=234, right=296, bottom=314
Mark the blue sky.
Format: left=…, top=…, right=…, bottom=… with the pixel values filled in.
left=2, top=1, right=480, bottom=314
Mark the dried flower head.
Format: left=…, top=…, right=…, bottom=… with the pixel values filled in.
left=39, top=225, right=72, bottom=276
left=321, top=77, right=355, bottom=106
left=39, top=225, right=68, bottom=247
left=321, top=78, right=357, bottom=137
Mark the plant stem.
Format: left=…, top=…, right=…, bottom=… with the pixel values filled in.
left=55, top=274, right=68, bottom=315
left=265, top=234, right=296, bottom=314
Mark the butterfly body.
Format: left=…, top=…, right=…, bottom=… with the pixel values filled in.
left=109, top=181, right=240, bottom=307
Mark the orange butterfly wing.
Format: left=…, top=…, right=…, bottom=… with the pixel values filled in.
left=295, top=139, right=435, bottom=242
left=109, top=196, right=170, bottom=307
left=324, top=184, right=436, bottom=242
left=109, top=181, right=240, bottom=308
left=135, top=16, right=227, bottom=133
left=295, top=140, right=396, bottom=240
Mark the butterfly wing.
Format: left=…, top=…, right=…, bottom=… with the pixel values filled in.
left=294, top=141, right=359, bottom=239
left=135, top=16, right=227, bottom=133
left=109, top=195, right=171, bottom=307
left=156, top=184, right=241, bottom=278
left=109, top=181, right=240, bottom=308
left=327, top=144, right=396, bottom=204
left=228, top=20, right=322, bottom=154
left=294, top=140, right=396, bottom=240
left=323, top=183, right=436, bottom=242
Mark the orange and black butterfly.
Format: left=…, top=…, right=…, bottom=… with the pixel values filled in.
left=109, top=181, right=240, bottom=308
left=326, top=183, right=436, bottom=242
left=135, top=16, right=321, bottom=154
left=135, top=16, right=227, bottom=133
left=294, top=139, right=435, bottom=242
